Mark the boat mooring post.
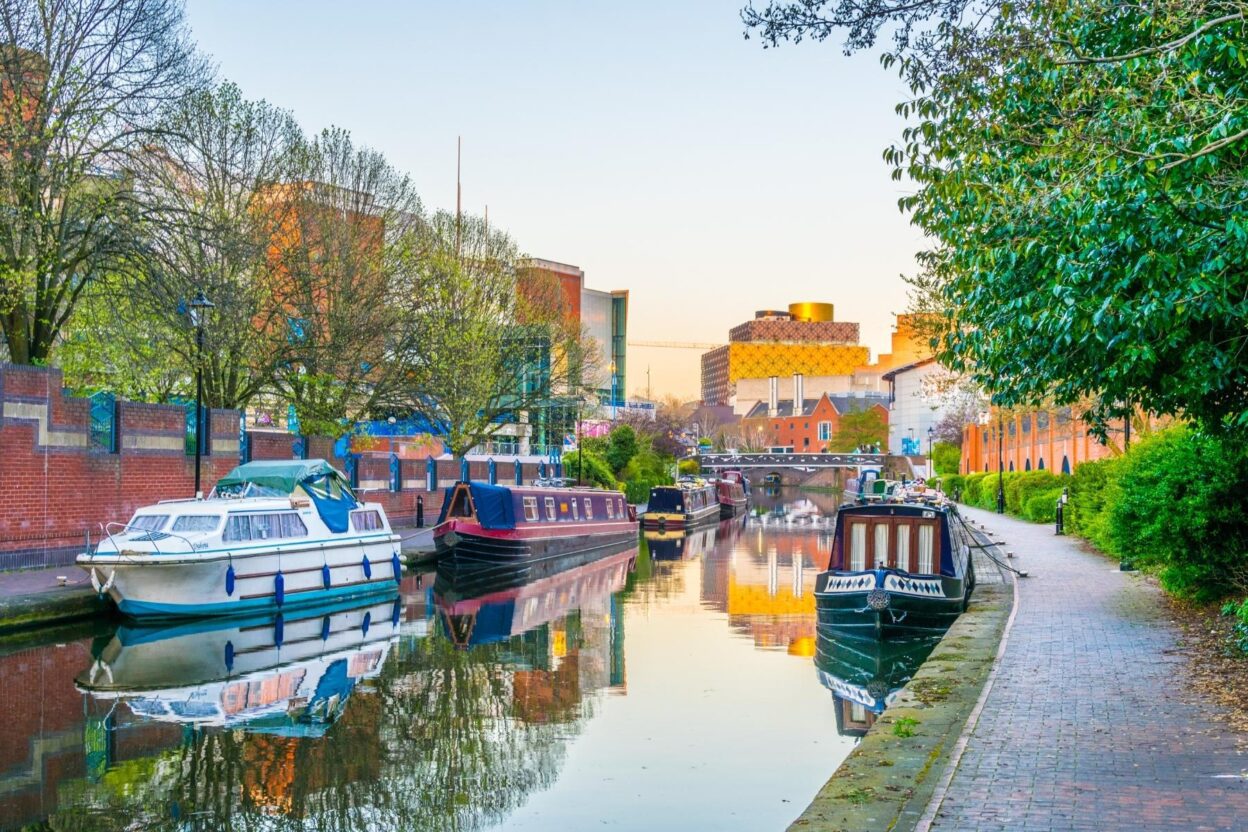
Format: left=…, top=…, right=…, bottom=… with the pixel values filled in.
left=416, top=495, right=424, bottom=528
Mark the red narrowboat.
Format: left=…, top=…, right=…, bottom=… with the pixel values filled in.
left=716, top=478, right=748, bottom=518
left=433, top=481, right=637, bottom=564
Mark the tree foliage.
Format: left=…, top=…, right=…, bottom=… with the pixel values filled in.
left=829, top=409, right=888, bottom=451
left=0, top=0, right=205, bottom=364
left=745, top=0, right=1248, bottom=436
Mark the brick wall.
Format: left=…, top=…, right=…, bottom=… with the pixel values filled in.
left=0, top=365, right=557, bottom=570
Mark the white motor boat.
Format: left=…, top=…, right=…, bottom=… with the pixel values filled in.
left=77, top=459, right=402, bottom=619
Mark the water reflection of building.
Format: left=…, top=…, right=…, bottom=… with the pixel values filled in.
left=701, top=523, right=831, bottom=654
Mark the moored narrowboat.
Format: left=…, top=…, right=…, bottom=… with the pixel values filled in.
left=716, top=478, right=748, bottom=518
left=640, top=479, right=719, bottom=530
left=814, top=489, right=974, bottom=639
left=433, top=480, right=636, bottom=565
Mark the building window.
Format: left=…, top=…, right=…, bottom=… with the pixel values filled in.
left=1038, top=457, right=1045, bottom=470
left=818, top=422, right=832, bottom=441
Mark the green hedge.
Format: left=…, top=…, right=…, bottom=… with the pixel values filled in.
left=940, top=473, right=966, bottom=498
left=952, top=426, right=1248, bottom=605
left=1023, top=487, right=1063, bottom=523
left=1104, top=427, right=1248, bottom=603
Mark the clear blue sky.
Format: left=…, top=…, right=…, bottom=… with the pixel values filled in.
left=185, top=0, right=923, bottom=400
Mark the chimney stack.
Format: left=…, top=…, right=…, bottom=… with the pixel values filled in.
left=768, top=376, right=779, bottom=417
left=793, top=373, right=805, bottom=415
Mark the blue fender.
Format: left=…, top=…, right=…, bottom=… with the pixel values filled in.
left=225, top=564, right=236, bottom=596
left=321, top=563, right=332, bottom=589
left=361, top=611, right=371, bottom=636
left=392, top=553, right=402, bottom=582
left=275, top=572, right=285, bottom=607
left=362, top=558, right=372, bottom=579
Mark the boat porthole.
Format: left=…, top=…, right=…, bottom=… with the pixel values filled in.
left=224, top=640, right=234, bottom=672
left=363, top=558, right=372, bottom=579
left=362, top=611, right=371, bottom=636
left=321, top=615, right=331, bottom=641
left=275, top=572, right=285, bottom=607
left=274, top=614, right=285, bottom=647
left=321, top=563, right=332, bottom=589
left=225, top=565, right=236, bottom=596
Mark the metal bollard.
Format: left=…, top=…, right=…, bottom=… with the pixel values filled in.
left=416, top=495, right=425, bottom=528
left=1055, top=487, right=1068, bottom=536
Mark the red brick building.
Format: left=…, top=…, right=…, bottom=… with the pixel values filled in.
left=743, top=393, right=889, bottom=452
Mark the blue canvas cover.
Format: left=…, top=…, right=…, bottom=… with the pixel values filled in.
left=302, top=470, right=358, bottom=534
left=468, top=482, right=517, bottom=530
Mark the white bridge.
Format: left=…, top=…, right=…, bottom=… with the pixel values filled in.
left=697, top=452, right=887, bottom=470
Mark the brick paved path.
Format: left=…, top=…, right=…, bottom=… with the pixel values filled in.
left=930, top=507, right=1248, bottom=832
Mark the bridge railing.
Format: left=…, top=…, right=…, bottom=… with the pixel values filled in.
left=697, top=452, right=888, bottom=468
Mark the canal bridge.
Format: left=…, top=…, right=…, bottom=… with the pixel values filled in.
left=697, top=452, right=886, bottom=470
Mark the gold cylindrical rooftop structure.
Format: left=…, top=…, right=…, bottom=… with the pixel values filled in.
left=788, top=302, right=834, bottom=322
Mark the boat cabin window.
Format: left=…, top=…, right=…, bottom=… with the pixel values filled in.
left=572, top=499, right=580, bottom=520
left=523, top=496, right=539, bottom=522
left=129, top=514, right=169, bottom=532
left=584, top=498, right=593, bottom=519
left=171, top=515, right=221, bottom=533
left=545, top=497, right=556, bottom=521
left=874, top=524, right=889, bottom=568
left=606, top=499, right=614, bottom=519
left=224, top=512, right=309, bottom=542
left=918, top=524, right=935, bottom=573
left=895, top=525, right=911, bottom=572
left=351, top=510, right=383, bottom=532
left=849, top=522, right=867, bottom=571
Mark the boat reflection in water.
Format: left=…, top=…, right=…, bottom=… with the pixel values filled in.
left=643, top=515, right=745, bottom=561
left=433, top=541, right=638, bottom=647
left=77, top=592, right=402, bottom=735
left=813, top=631, right=942, bottom=737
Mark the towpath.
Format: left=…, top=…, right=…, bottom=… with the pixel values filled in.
left=925, top=506, right=1248, bottom=831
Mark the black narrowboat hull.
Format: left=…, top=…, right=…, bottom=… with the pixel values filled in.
left=814, top=570, right=968, bottom=639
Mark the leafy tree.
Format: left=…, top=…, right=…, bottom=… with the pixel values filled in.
left=932, top=441, right=962, bottom=476
left=562, top=447, right=617, bottom=489
left=604, top=424, right=639, bottom=474
left=267, top=128, right=425, bottom=436
left=0, top=0, right=205, bottom=364
left=74, top=83, right=306, bottom=410
left=400, top=212, right=599, bottom=457
left=744, top=0, right=1248, bottom=435
left=829, top=409, right=888, bottom=452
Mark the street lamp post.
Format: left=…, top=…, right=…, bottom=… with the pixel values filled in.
left=576, top=397, right=583, bottom=486
left=189, top=291, right=214, bottom=499
left=927, top=426, right=935, bottom=479
left=610, top=361, right=617, bottom=421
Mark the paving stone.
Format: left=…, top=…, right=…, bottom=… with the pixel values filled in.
left=930, top=507, right=1248, bottom=832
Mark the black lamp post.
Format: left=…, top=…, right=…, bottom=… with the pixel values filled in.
left=189, top=291, right=214, bottom=498
left=927, top=425, right=935, bottom=478
left=576, top=397, right=583, bottom=486
left=996, top=413, right=1006, bottom=514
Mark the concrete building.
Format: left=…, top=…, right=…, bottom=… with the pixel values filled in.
left=700, top=302, right=933, bottom=418
left=518, top=259, right=626, bottom=406
left=881, top=358, right=952, bottom=459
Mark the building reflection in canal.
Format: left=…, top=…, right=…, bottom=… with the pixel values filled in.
left=1, top=491, right=865, bottom=832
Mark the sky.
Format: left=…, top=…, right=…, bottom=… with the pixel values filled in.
left=184, top=0, right=924, bottom=401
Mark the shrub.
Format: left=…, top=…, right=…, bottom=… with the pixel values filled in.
left=605, top=425, right=639, bottom=474
left=562, top=448, right=616, bottom=490
left=1066, top=457, right=1122, bottom=553
left=1106, top=427, right=1248, bottom=603
left=1023, top=487, right=1063, bottom=524
left=963, top=472, right=989, bottom=504
left=1004, top=470, right=1065, bottom=515
left=941, top=473, right=966, bottom=499
left=677, top=458, right=701, bottom=475
left=932, top=442, right=961, bottom=476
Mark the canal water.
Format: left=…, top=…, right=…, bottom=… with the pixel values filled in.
left=0, top=491, right=934, bottom=831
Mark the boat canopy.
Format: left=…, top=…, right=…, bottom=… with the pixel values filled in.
left=215, top=459, right=359, bottom=534
left=436, top=482, right=517, bottom=530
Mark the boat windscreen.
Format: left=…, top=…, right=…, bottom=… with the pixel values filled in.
left=648, top=488, right=684, bottom=512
